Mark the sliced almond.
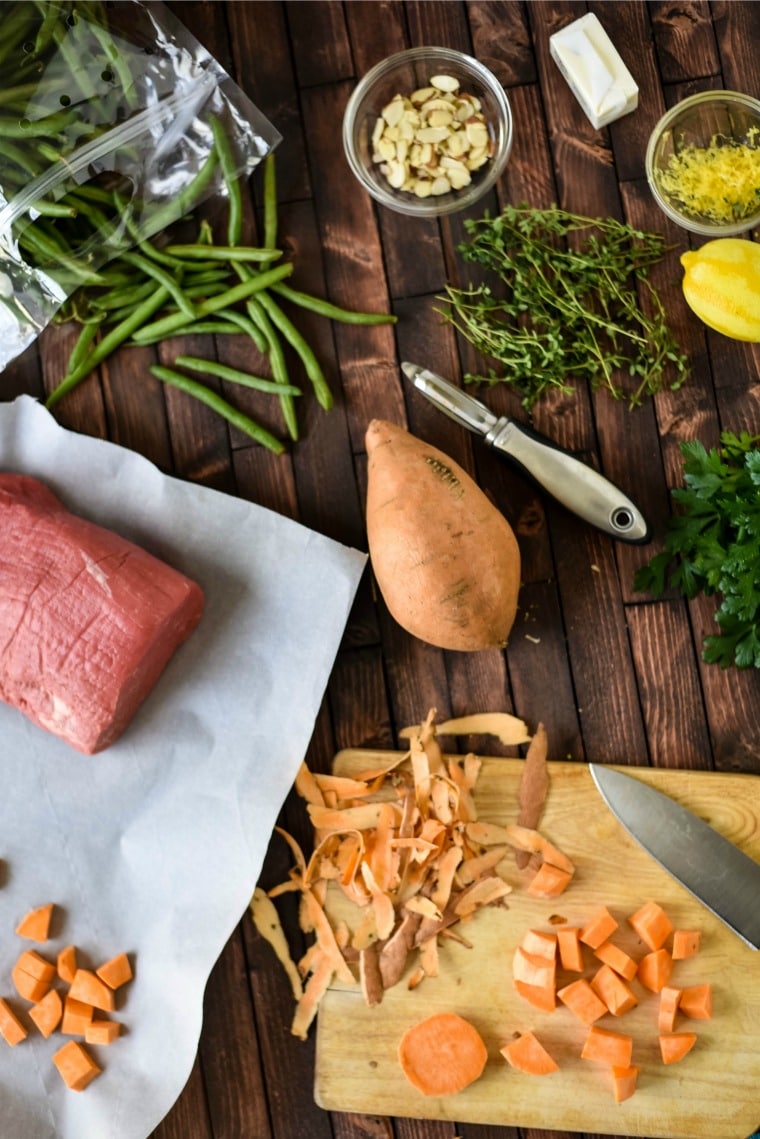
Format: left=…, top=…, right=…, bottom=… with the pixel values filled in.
left=430, top=73, right=460, bottom=93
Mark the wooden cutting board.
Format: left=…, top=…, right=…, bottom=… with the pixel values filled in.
left=314, top=751, right=760, bottom=1139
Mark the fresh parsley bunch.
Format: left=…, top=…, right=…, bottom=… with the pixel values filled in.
left=635, top=432, right=760, bottom=668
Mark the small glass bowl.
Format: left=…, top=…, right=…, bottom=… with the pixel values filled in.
left=342, top=46, right=513, bottom=218
left=645, top=89, right=760, bottom=237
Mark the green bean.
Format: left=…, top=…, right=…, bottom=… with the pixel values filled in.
left=119, top=251, right=195, bottom=321
left=0, top=109, right=76, bottom=138
left=66, top=320, right=99, bottom=374
left=256, top=290, right=333, bottom=411
left=150, top=365, right=286, bottom=455
left=34, top=1, right=61, bottom=56
left=116, top=203, right=221, bottom=272
left=174, top=355, right=301, bottom=396
left=215, top=308, right=268, bottom=354
left=131, top=262, right=293, bottom=343
left=46, top=285, right=171, bottom=409
left=88, top=19, right=137, bottom=110
left=29, top=200, right=78, bottom=219
left=271, top=281, right=398, bottom=326
left=144, top=147, right=219, bottom=237
left=89, top=279, right=157, bottom=312
left=244, top=294, right=298, bottom=440
left=263, top=152, right=277, bottom=250
left=123, top=320, right=249, bottom=345
left=1, top=141, right=42, bottom=177
left=163, top=244, right=281, bottom=263
left=51, top=19, right=98, bottom=103
left=211, top=116, right=243, bottom=246
left=18, top=225, right=106, bottom=286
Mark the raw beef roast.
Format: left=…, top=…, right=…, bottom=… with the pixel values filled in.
left=0, top=473, right=204, bottom=754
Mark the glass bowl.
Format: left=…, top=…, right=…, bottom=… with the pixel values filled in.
left=645, top=90, right=760, bottom=237
left=342, top=46, right=513, bottom=218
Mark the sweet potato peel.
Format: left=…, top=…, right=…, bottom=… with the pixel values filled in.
left=253, top=709, right=574, bottom=1038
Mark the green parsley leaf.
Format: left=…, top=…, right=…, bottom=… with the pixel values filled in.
left=635, top=433, right=760, bottom=669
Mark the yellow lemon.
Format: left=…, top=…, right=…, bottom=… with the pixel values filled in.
left=681, top=237, right=760, bottom=342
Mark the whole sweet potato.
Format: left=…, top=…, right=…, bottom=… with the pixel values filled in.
left=365, top=419, right=521, bottom=651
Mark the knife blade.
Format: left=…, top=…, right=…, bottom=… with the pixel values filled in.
left=402, top=361, right=650, bottom=544
left=589, top=763, right=760, bottom=950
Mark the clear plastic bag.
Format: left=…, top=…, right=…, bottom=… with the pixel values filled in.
left=0, top=1, right=281, bottom=372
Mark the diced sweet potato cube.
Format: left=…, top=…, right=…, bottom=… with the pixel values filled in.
left=557, top=978, right=608, bottom=1024
left=95, top=953, right=133, bottom=991
left=590, top=965, right=638, bottom=1016
left=57, top=945, right=78, bottom=985
left=679, top=983, right=712, bottom=1020
left=593, top=940, right=637, bottom=981
left=15, top=950, right=56, bottom=983
left=85, top=1019, right=122, bottom=1045
left=659, top=1031, right=696, bottom=1064
left=0, top=998, right=28, bottom=1046
left=52, top=1040, right=101, bottom=1091
left=28, top=989, right=63, bottom=1039
left=556, top=927, right=584, bottom=972
left=68, top=969, right=115, bottom=1013
left=627, top=900, right=673, bottom=951
left=581, top=1025, right=633, bottom=1068
left=61, top=995, right=94, bottom=1036
left=612, top=1064, right=639, bottom=1103
left=11, top=963, right=50, bottom=1003
left=527, top=862, right=572, bottom=897
left=579, top=906, right=618, bottom=949
left=672, top=929, right=701, bottom=959
left=15, top=903, right=54, bottom=942
left=637, top=948, right=672, bottom=993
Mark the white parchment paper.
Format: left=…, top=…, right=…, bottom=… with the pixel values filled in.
left=0, top=395, right=367, bottom=1138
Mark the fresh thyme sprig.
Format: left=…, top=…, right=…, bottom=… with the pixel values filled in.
left=436, top=205, right=689, bottom=411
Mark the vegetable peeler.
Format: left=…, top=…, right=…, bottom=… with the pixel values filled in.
left=402, top=362, right=650, bottom=544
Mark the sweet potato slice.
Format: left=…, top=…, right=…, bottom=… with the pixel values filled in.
left=398, top=1012, right=488, bottom=1096
left=0, top=997, right=27, bottom=1046
left=15, top=903, right=54, bottom=942
left=513, top=946, right=556, bottom=990
left=501, top=1030, right=558, bottom=1075
left=52, top=1040, right=101, bottom=1091
left=659, top=1031, right=697, bottom=1064
left=11, top=962, right=50, bottom=1003
left=28, top=989, right=63, bottom=1038
left=658, top=986, right=682, bottom=1034
left=15, top=950, right=56, bottom=984
left=57, top=945, right=78, bottom=985
left=520, top=929, right=557, bottom=961
left=513, top=979, right=557, bottom=1012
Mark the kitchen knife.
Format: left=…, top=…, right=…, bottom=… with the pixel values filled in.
left=589, top=763, right=760, bottom=950
left=402, top=361, right=650, bottom=544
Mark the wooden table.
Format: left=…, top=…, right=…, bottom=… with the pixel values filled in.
left=6, top=2, right=760, bottom=1137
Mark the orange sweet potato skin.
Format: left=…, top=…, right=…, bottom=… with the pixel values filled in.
left=365, top=419, right=521, bottom=652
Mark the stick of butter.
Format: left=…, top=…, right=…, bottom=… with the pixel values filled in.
left=549, top=13, right=638, bottom=130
